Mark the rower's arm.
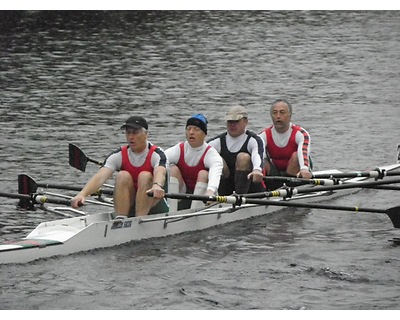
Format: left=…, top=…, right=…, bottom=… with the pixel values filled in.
left=71, top=167, right=113, bottom=207
left=152, top=166, right=167, bottom=188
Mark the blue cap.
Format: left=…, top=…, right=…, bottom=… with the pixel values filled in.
left=186, top=114, right=208, bottom=134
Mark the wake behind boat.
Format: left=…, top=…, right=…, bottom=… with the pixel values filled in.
left=2, top=160, right=400, bottom=265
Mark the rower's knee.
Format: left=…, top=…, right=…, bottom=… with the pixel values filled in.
left=115, top=170, right=133, bottom=187
left=197, top=170, right=209, bottom=183
left=236, top=152, right=251, bottom=171
left=137, top=171, right=153, bottom=189
left=286, top=152, right=300, bottom=176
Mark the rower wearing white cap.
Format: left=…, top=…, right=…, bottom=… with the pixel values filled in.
left=208, top=106, right=265, bottom=195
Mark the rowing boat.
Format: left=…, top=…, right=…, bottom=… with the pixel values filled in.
left=1, top=161, right=400, bottom=265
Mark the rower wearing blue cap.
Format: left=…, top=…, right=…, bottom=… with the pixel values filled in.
left=165, top=114, right=223, bottom=210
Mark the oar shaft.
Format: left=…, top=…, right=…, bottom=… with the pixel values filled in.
left=163, top=193, right=238, bottom=204
left=295, top=178, right=400, bottom=194
left=363, top=185, right=400, bottom=191
left=36, top=182, right=113, bottom=195
left=36, top=182, right=82, bottom=192
left=18, top=174, right=114, bottom=195
left=313, top=169, right=400, bottom=179
left=241, top=178, right=400, bottom=199
left=0, top=192, right=71, bottom=206
left=44, top=191, right=113, bottom=207
left=163, top=192, right=384, bottom=212
left=88, top=157, right=103, bottom=166
left=159, top=192, right=400, bottom=228
left=242, top=198, right=400, bottom=228
left=164, top=179, right=400, bottom=202
left=263, top=176, right=337, bottom=186
left=242, top=197, right=386, bottom=214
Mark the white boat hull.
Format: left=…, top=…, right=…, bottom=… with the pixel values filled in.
left=0, top=190, right=351, bottom=264
left=1, top=165, right=399, bottom=264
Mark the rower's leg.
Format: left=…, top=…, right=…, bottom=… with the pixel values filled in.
left=168, top=176, right=180, bottom=212
left=135, top=171, right=155, bottom=216
left=168, top=165, right=185, bottom=212
left=191, top=182, right=208, bottom=209
left=234, top=152, right=252, bottom=194
left=114, top=170, right=135, bottom=217
left=286, top=152, right=300, bottom=177
left=234, top=170, right=251, bottom=194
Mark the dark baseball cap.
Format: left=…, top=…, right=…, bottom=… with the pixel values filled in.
left=120, top=116, right=148, bottom=130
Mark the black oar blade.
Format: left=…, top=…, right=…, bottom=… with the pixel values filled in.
left=18, top=174, right=38, bottom=194
left=386, top=206, right=400, bottom=228
left=69, top=143, right=88, bottom=172
left=17, top=174, right=37, bottom=210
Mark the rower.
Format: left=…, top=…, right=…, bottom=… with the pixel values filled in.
left=165, top=114, right=223, bottom=210
left=258, top=99, right=312, bottom=190
left=207, top=106, right=265, bottom=195
left=71, top=116, right=169, bottom=218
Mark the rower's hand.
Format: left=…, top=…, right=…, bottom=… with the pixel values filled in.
left=297, top=169, right=312, bottom=179
left=204, top=189, right=215, bottom=206
left=147, top=184, right=165, bottom=199
left=247, top=169, right=263, bottom=183
left=71, top=195, right=85, bottom=208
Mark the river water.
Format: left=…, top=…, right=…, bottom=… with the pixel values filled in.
left=1, top=10, right=400, bottom=310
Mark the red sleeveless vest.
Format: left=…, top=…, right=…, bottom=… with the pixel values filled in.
left=264, top=125, right=300, bottom=171
left=177, top=142, right=211, bottom=191
left=121, top=144, right=157, bottom=189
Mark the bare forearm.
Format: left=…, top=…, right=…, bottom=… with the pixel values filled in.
left=78, top=167, right=112, bottom=197
left=152, top=166, right=166, bottom=187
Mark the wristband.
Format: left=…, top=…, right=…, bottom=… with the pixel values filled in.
left=153, top=182, right=163, bottom=188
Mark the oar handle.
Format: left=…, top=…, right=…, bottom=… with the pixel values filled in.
left=148, top=192, right=240, bottom=205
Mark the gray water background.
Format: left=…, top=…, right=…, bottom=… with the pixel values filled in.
left=0, top=10, right=400, bottom=310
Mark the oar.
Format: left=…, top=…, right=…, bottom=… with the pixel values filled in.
left=160, top=193, right=400, bottom=228
left=69, top=143, right=103, bottom=172
left=363, top=185, right=400, bottom=191
left=43, top=191, right=114, bottom=207
left=0, top=192, right=71, bottom=206
left=263, top=176, right=340, bottom=187
left=245, top=177, right=400, bottom=199
left=18, top=174, right=113, bottom=196
left=242, top=198, right=400, bottom=229
left=312, top=168, right=400, bottom=179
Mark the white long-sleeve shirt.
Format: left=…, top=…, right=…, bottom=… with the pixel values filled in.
left=208, top=131, right=264, bottom=172
left=165, top=141, right=223, bottom=193
left=258, top=123, right=311, bottom=171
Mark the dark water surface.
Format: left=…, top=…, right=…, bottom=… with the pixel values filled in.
left=1, top=11, right=400, bottom=310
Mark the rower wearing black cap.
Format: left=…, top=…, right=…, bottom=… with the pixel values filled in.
left=71, top=115, right=168, bottom=218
